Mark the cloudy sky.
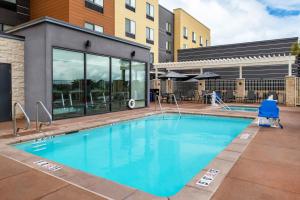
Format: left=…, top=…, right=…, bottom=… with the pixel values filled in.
left=160, top=0, right=300, bottom=45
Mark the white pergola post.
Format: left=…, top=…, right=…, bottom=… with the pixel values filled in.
left=288, top=53, right=292, bottom=76
left=239, top=66, right=243, bottom=79
left=155, top=67, right=158, bottom=79
left=200, top=68, right=203, bottom=74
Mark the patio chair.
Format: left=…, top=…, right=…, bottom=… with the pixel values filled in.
left=267, top=91, right=278, bottom=100
left=160, top=92, right=169, bottom=103
left=182, top=90, right=195, bottom=101
left=258, top=100, right=283, bottom=129
left=224, top=90, right=235, bottom=102
left=245, top=90, right=257, bottom=103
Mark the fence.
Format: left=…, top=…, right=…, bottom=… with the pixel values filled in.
left=296, top=78, right=300, bottom=106
left=205, top=79, right=236, bottom=91
left=245, top=79, right=285, bottom=104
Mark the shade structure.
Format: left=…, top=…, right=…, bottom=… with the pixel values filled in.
left=194, top=72, right=220, bottom=80
left=159, top=71, right=188, bottom=79
left=184, top=78, right=199, bottom=82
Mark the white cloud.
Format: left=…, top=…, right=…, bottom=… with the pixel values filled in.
left=160, top=0, right=300, bottom=45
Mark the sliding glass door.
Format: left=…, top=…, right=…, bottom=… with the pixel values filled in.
left=131, top=61, right=146, bottom=108
left=52, top=49, right=85, bottom=119
left=52, top=48, right=147, bottom=119
left=111, top=58, right=130, bottom=112
left=86, top=54, right=110, bottom=115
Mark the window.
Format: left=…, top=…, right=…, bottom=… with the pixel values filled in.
left=166, top=22, right=171, bottom=34
left=0, top=24, right=13, bottom=32
left=146, top=27, right=154, bottom=44
left=85, top=0, right=103, bottom=13
left=206, top=39, right=209, bottom=47
left=183, top=27, right=188, bottom=39
left=0, top=0, right=17, bottom=11
left=192, top=32, right=196, bottom=43
left=84, top=22, right=103, bottom=33
left=125, top=18, right=136, bottom=39
left=166, top=41, right=172, bottom=52
left=125, top=0, right=135, bottom=11
left=131, top=62, right=146, bottom=108
left=199, top=36, right=203, bottom=46
left=146, top=3, right=154, bottom=21
left=183, top=44, right=188, bottom=49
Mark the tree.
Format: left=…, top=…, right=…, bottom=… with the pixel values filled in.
left=291, top=42, right=300, bottom=56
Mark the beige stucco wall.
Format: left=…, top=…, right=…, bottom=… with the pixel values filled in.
left=174, top=8, right=211, bottom=61
left=0, top=36, right=25, bottom=118
left=114, top=0, right=159, bottom=63
left=285, top=76, right=296, bottom=106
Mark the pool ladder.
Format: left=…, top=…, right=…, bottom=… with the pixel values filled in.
left=12, top=101, right=52, bottom=136
left=213, top=94, right=231, bottom=111
left=155, top=95, right=181, bottom=116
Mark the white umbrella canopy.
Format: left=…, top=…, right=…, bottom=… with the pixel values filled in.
left=194, top=72, right=221, bottom=80
left=159, top=71, right=188, bottom=79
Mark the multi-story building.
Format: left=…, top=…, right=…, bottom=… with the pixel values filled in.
left=173, top=8, right=210, bottom=61
left=158, top=5, right=174, bottom=63
left=115, top=0, right=159, bottom=63
left=0, top=0, right=30, bottom=31
left=30, top=0, right=115, bottom=35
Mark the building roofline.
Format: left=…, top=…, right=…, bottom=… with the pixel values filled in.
left=0, top=31, right=25, bottom=41
left=159, top=4, right=174, bottom=15
left=6, top=16, right=151, bottom=50
left=173, top=8, right=210, bottom=31
left=179, top=37, right=299, bottom=52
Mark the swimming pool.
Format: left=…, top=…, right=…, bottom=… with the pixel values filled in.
left=14, top=114, right=252, bottom=197
left=225, top=106, right=258, bottom=112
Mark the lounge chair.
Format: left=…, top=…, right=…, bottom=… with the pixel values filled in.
left=245, top=90, right=257, bottom=103
left=224, top=90, right=235, bottom=102
left=258, top=100, right=283, bottom=129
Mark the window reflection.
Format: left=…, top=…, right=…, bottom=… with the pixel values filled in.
left=52, top=49, right=85, bottom=119
left=86, top=54, right=110, bottom=115
left=131, top=62, right=146, bottom=108
left=111, top=58, right=130, bottom=112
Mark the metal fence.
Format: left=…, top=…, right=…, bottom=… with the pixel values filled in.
left=245, top=79, right=286, bottom=104
left=205, top=79, right=236, bottom=91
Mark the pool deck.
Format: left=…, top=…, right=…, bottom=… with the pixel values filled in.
left=0, top=103, right=299, bottom=200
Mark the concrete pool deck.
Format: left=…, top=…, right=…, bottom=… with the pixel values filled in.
left=0, top=103, right=299, bottom=200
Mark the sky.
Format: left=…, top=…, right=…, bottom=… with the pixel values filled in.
left=160, top=0, right=300, bottom=45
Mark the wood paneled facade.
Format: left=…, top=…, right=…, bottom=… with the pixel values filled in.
left=30, top=0, right=114, bottom=35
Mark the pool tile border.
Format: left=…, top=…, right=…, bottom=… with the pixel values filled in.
left=0, top=109, right=259, bottom=200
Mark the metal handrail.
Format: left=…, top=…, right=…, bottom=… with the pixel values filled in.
left=215, top=95, right=231, bottom=111
left=36, top=101, right=52, bottom=132
left=155, top=95, right=164, bottom=115
left=13, top=102, right=30, bottom=136
left=171, top=94, right=181, bottom=116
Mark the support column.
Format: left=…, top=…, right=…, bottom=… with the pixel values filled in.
left=239, top=66, right=243, bottom=79
left=236, top=79, right=245, bottom=100
left=288, top=54, right=292, bottom=76
left=285, top=76, right=296, bottom=106
left=166, top=80, right=173, bottom=94
left=152, top=79, right=161, bottom=90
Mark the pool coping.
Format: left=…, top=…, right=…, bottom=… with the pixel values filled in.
left=0, top=109, right=260, bottom=200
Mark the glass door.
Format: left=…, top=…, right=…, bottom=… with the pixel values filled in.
left=111, top=58, right=130, bottom=112
left=52, top=49, right=85, bottom=119
left=86, top=54, right=110, bottom=115
left=131, top=61, right=146, bottom=108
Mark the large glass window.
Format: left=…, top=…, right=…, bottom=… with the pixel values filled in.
left=111, top=59, right=130, bottom=112
left=52, top=49, right=85, bottom=119
left=131, top=62, right=146, bottom=108
left=86, top=54, right=110, bottom=115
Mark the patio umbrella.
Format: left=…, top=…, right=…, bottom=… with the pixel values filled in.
left=184, top=78, right=199, bottom=82
left=194, top=72, right=221, bottom=80
left=159, top=71, right=188, bottom=79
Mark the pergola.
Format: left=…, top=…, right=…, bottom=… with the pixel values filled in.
left=153, top=54, right=297, bottom=79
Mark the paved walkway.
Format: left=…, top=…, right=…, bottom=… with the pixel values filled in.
left=212, top=107, right=300, bottom=200
left=0, top=103, right=299, bottom=199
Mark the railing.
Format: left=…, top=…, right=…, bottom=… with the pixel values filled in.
left=170, top=94, right=181, bottom=116
left=36, top=101, right=52, bottom=132
left=155, top=95, right=164, bottom=115
left=13, top=102, right=30, bottom=136
left=214, top=94, right=231, bottom=111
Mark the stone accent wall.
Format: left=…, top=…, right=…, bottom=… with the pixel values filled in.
left=0, top=37, right=25, bottom=118
left=236, top=79, right=245, bottom=100
left=285, top=76, right=296, bottom=106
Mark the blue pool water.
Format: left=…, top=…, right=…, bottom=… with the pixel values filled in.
left=225, top=106, right=258, bottom=112
left=14, top=114, right=252, bottom=197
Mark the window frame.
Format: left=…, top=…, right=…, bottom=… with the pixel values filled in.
left=125, top=18, right=136, bottom=39
left=84, top=22, right=104, bottom=33
left=146, top=27, right=154, bottom=44
left=125, top=0, right=135, bottom=12
left=183, top=27, right=188, bottom=39
left=85, top=0, right=104, bottom=13
left=146, top=3, right=154, bottom=21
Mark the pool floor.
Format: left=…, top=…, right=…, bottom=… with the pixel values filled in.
left=14, top=114, right=252, bottom=197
